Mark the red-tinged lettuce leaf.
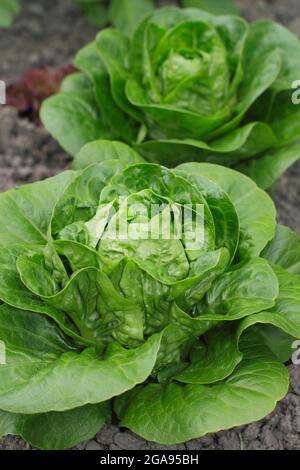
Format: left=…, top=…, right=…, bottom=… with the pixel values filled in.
left=7, top=65, right=77, bottom=124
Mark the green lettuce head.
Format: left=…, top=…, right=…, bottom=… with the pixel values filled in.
left=41, top=7, right=300, bottom=189
left=0, top=141, right=300, bottom=449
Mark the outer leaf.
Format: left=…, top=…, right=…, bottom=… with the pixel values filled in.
left=235, top=266, right=300, bottom=363
left=0, top=305, right=162, bottom=414
left=267, top=91, right=300, bottom=144
left=174, top=262, right=300, bottom=384
left=244, top=20, right=300, bottom=92
left=40, top=91, right=112, bottom=156
left=175, top=263, right=300, bottom=383
left=262, top=225, right=300, bottom=276
left=0, top=403, right=109, bottom=450
left=109, top=0, right=155, bottom=36
left=0, top=0, right=20, bottom=28
left=115, top=331, right=288, bottom=444
left=210, top=42, right=281, bottom=140
left=60, top=72, right=94, bottom=93
left=136, top=122, right=277, bottom=166
left=182, top=0, right=239, bottom=16
left=241, top=139, right=300, bottom=190
left=0, top=172, right=76, bottom=247
left=235, top=49, right=281, bottom=117
left=254, top=325, right=295, bottom=363
left=255, top=266, right=300, bottom=339
left=75, top=0, right=109, bottom=28
left=175, top=324, right=243, bottom=384
left=73, top=140, right=144, bottom=170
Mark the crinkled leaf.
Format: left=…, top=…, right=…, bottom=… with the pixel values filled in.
left=51, top=162, right=123, bottom=237
left=202, top=258, right=278, bottom=319
left=0, top=305, right=162, bottom=414
left=105, top=163, right=216, bottom=253
left=177, top=162, right=276, bottom=258
left=0, top=246, right=90, bottom=345
left=173, top=262, right=300, bottom=384
left=175, top=168, right=239, bottom=260
left=16, top=257, right=144, bottom=347
left=126, top=78, right=229, bottom=140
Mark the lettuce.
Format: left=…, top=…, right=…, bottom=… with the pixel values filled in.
left=41, top=7, right=300, bottom=189
left=74, top=0, right=155, bottom=34
left=0, top=141, right=299, bottom=449
left=0, top=0, right=20, bottom=28
left=74, top=0, right=238, bottom=31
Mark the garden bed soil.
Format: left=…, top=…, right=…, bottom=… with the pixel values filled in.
left=0, top=0, right=299, bottom=451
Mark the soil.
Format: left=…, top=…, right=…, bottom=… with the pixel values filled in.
left=0, top=0, right=299, bottom=451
